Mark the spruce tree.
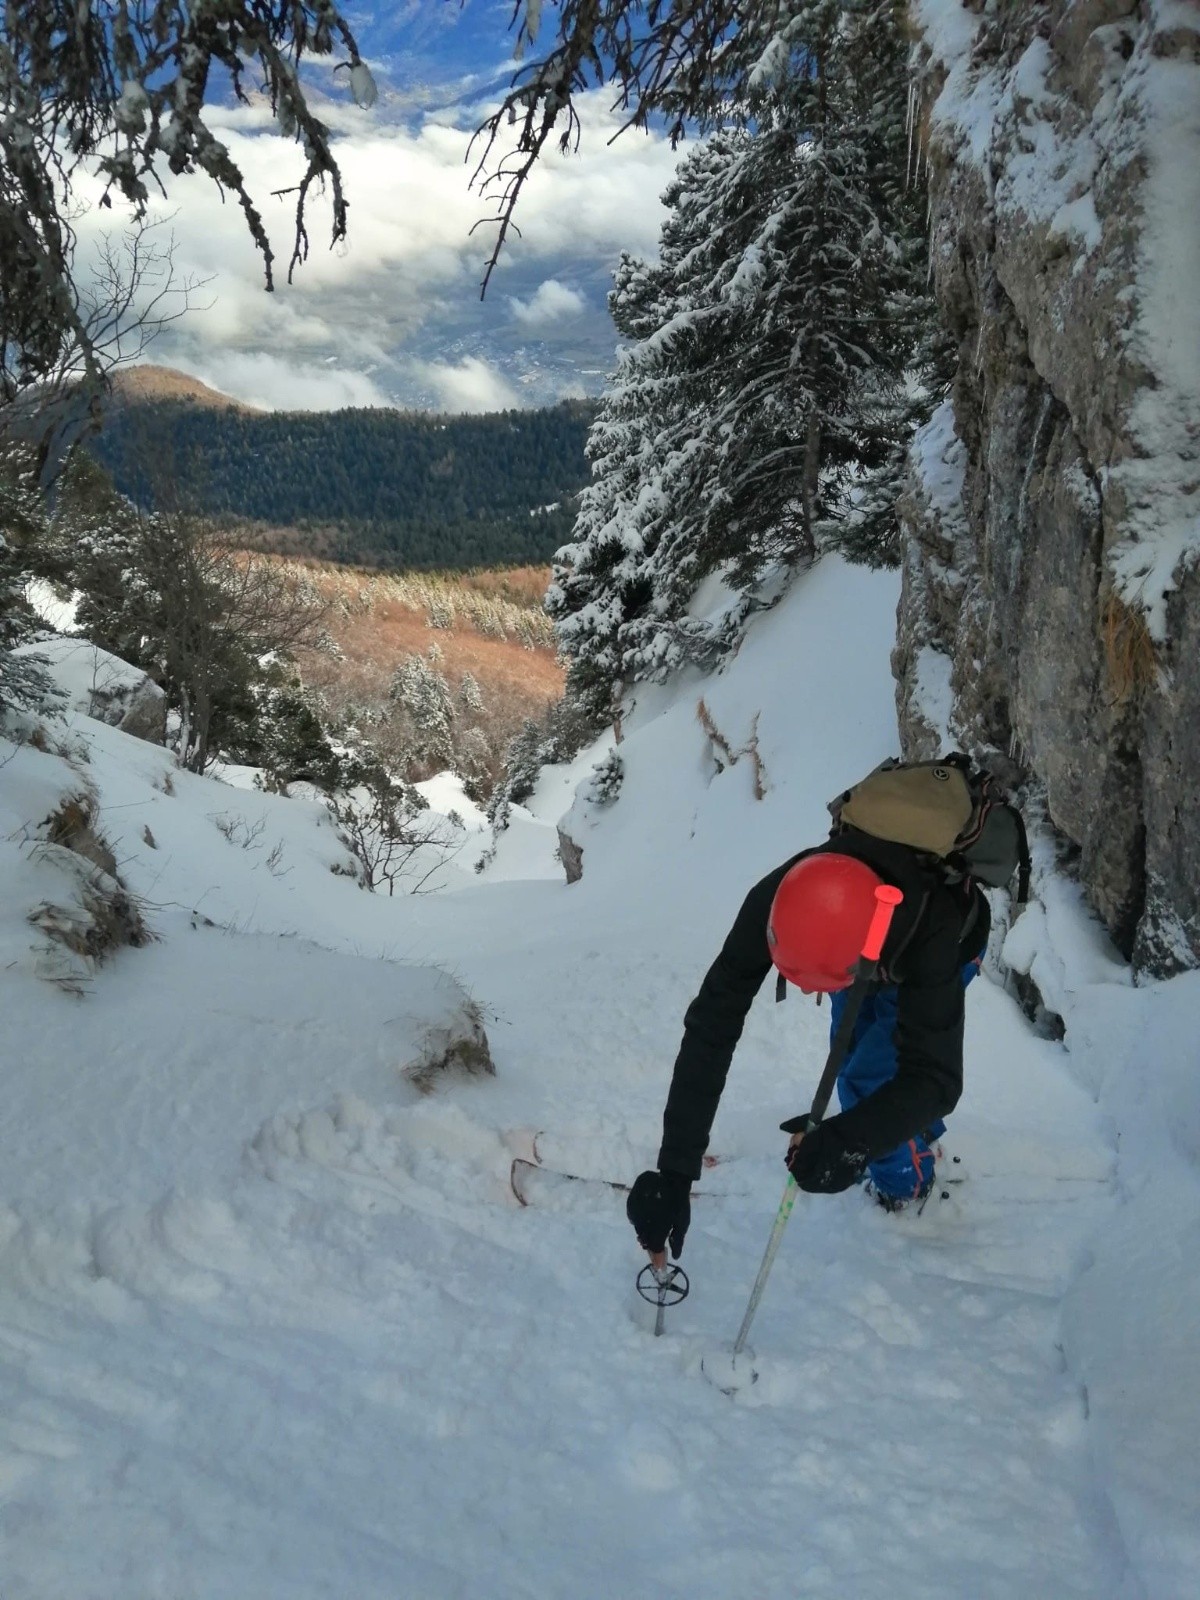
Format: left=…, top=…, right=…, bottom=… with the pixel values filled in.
left=389, top=653, right=456, bottom=772
left=547, top=138, right=751, bottom=717
left=549, top=0, right=931, bottom=706
left=458, top=673, right=485, bottom=718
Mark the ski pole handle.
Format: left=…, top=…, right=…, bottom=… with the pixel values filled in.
left=861, top=883, right=904, bottom=962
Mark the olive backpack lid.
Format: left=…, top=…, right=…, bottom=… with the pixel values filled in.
left=829, top=754, right=1031, bottom=901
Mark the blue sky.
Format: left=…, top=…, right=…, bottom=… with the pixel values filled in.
left=83, top=2, right=684, bottom=413
left=354, top=1, right=519, bottom=110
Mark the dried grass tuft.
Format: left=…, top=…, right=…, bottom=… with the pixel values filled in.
left=26, top=790, right=153, bottom=977
left=41, top=791, right=118, bottom=877
left=28, top=847, right=151, bottom=963
left=402, top=999, right=495, bottom=1094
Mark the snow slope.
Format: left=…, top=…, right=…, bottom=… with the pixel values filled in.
left=1, top=557, right=1195, bottom=1599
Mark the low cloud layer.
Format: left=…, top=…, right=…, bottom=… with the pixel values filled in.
left=194, top=351, right=394, bottom=413
left=509, top=280, right=587, bottom=329
left=76, top=88, right=681, bottom=413
left=406, top=356, right=521, bottom=413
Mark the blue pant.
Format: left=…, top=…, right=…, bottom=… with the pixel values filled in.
left=830, top=963, right=979, bottom=1200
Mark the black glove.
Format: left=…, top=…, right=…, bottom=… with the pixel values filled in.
left=626, top=1169, right=691, bottom=1258
left=783, top=1119, right=868, bottom=1194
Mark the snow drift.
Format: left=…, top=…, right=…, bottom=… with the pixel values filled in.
left=1, top=556, right=1195, bottom=1599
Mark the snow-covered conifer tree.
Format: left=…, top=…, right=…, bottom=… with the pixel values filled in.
left=550, top=0, right=932, bottom=706
left=389, top=653, right=456, bottom=771
left=458, top=672, right=485, bottom=718
left=547, top=137, right=751, bottom=717
left=0, top=448, right=53, bottom=713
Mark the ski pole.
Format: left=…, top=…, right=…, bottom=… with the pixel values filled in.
left=652, top=1265, right=670, bottom=1336
left=730, top=1173, right=800, bottom=1357
left=636, top=1260, right=689, bottom=1333
left=729, top=883, right=903, bottom=1360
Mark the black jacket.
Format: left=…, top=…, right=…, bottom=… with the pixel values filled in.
left=657, top=832, right=990, bottom=1181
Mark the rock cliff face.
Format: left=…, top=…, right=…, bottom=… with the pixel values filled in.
left=898, top=0, right=1200, bottom=973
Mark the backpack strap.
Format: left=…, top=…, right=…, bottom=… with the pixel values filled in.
left=875, top=886, right=931, bottom=985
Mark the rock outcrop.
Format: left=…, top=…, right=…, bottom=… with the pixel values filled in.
left=899, top=0, right=1199, bottom=973
left=18, top=635, right=167, bottom=744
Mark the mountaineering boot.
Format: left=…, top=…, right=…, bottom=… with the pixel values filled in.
left=869, top=1176, right=934, bottom=1214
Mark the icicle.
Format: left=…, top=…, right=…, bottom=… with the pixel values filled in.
left=1018, top=391, right=1054, bottom=546
left=906, top=77, right=917, bottom=191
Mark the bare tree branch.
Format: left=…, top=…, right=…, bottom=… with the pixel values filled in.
left=0, top=2, right=372, bottom=446
left=469, top=0, right=751, bottom=294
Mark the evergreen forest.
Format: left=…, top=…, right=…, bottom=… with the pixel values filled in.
left=90, top=399, right=596, bottom=570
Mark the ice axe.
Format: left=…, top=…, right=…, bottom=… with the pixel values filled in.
left=702, top=883, right=904, bottom=1393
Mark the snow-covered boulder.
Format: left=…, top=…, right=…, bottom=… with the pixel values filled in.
left=16, top=635, right=167, bottom=743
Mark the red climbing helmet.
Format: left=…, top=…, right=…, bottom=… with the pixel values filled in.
left=767, top=853, right=889, bottom=992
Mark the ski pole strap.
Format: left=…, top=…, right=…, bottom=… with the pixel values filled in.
left=805, top=884, right=903, bottom=1128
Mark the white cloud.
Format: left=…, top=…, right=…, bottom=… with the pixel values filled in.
left=174, top=350, right=393, bottom=412
left=71, top=89, right=683, bottom=409
left=408, top=356, right=521, bottom=413
left=509, top=279, right=586, bottom=328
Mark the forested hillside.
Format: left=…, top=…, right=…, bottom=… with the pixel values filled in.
left=90, top=398, right=596, bottom=570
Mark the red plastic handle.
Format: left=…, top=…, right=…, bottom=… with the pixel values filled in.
left=861, top=884, right=904, bottom=962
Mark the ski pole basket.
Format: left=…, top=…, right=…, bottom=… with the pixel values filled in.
left=636, top=1262, right=690, bottom=1310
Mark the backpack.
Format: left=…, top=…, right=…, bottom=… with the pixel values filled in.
left=828, top=753, right=1031, bottom=903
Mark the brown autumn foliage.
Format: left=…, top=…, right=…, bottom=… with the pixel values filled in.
left=278, top=556, right=564, bottom=792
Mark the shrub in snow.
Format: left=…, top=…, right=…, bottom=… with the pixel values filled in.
left=585, top=749, right=624, bottom=808
left=22, top=787, right=151, bottom=985
left=326, top=759, right=462, bottom=896
left=696, top=699, right=769, bottom=799
left=402, top=999, right=495, bottom=1094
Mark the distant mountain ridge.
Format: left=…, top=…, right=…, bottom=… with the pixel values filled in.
left=108, top=364, right=261, bottom=412
left=91, top=372, right=596, bottom=571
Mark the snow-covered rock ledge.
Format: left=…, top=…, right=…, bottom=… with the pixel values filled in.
left=900, top=0, right=1200, bottom=974
left=15, top=634, right=167, bottom=742
left=1003, top=882, right=1200, bottom=1599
